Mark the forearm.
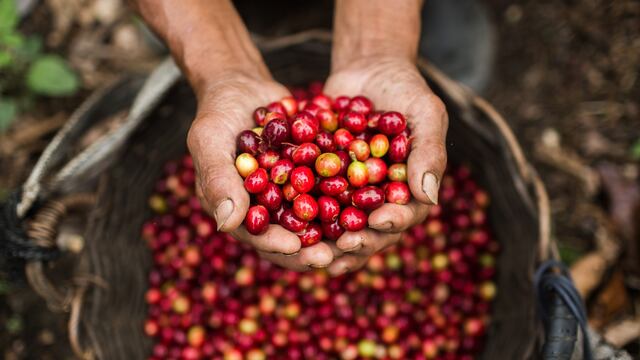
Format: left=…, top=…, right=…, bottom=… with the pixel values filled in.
left=332, top=0, right=423, bottom=70
left=130, top=0, right=269, bottom=96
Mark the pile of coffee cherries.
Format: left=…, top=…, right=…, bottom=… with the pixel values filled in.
left=236, top=86, right=412, bottom=246
left=143, top=153, right=498, bottom=360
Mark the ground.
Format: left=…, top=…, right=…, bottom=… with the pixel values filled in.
left=0, top=0, right=638, bottom=358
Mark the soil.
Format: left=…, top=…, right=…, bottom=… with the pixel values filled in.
left=1, top=0, right=638, bottom=358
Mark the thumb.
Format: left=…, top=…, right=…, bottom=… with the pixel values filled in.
left=188, top=116, right=250, bottom=232
left=407, top=93, right=448, bottom=205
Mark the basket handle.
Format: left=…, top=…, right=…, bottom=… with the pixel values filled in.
left=16, top=58, right=181, bottom=219
left=536, top=260, right=592, bottom=360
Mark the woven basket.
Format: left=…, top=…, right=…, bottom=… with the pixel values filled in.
left=18, top=32, right=556, bottom=359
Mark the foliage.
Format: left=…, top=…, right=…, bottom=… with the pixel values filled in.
left=0, top=0, right=79, bottom=131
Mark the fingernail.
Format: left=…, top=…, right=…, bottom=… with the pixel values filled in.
left=370, top=221, right=392, bottom=231
left=422, top=172, right=439, bottom=205
left=214, top=199, right=234, bottom=231
left=309, top=264, right=328, bottom=269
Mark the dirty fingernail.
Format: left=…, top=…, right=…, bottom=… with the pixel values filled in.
left=214, top=199, right=234, bottom=231
left=370, top=221, right=392, bottom=231
left=422, top=172, right=439, bottom=205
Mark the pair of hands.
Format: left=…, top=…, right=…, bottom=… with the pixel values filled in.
left=187, top=56, right=448, bottom=276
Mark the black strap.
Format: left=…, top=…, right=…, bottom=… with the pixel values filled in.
left=535, top=260, right=593, bottom=360
left=0, top=189, right=59, bottom=279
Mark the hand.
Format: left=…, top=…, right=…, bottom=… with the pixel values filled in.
left=323, top=57, right=448, bottom=276
left=187, top=72, right=335, bottom=270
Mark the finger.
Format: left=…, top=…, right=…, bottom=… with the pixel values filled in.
left=367, top=201, right=430, bottom=232
left=257, top=241, right=334, bottom=271
left=335, top=231, right=367, bottom=253
left=188, top=116, right=250, bottom=232
left=327, top=254, right=361, bottom=277
left=336, top=228, right=402, bottom=254
left=329, top=231, right=403, bottom=276
left=231, top=225, right=301, bottom=255
left=406, top=92, right=448, bottom=205
left=325, top=240, right=345, bottom=258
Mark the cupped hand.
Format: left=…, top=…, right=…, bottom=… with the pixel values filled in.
left=187, top=72, right=335, bottom=270
left=323, top=57, right=448, bottom=276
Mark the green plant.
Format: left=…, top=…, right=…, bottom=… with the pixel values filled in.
left=0, top=0, right=79, bottom=131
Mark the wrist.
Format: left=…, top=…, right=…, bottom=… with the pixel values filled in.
left=132, top=0, right=271, bottom=98
left=332, top=0, right=423, bottom=72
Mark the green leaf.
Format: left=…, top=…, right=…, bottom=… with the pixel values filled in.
left=0, top=50, right=12, bottom=68
left=26, top=55, right=79, bottom=96
left=631, top=139, right=640, bottom=161
left=20, top=35, right=42, bottom=59
left=0, top=97, right=17, bottom=131
left=0, top=0, right=18, bottom=32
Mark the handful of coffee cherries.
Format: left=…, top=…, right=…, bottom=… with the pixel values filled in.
left=235, top=88, right=412, bottom=247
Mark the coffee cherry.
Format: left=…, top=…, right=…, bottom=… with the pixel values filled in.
left=352, top=186, right=385, bottom=211
left=317, top=196, right=340, bottom=222
left=267, top=101, right=287, bottom=116
left=339, top=206, right=367, bottom=231
left=253, top=107, right=269, bottom=126
left=265, top=111, right=286, bottom=124
left=282, top=183, right=299, bottom=202
left=319, top=176, right=349, bottom=196
left=257, top=150, right=280, bottom=170
left=334, top=129, right=354, bottom=150
left=270, top=159, right=294, bottom=185
left=378, top=111, right=407, bottom=135
left=369, top=134, right=389, bottom=158
left=385, top=181, right=410, bottom=205
left=263, top=118, right=290, bottom=148
left=315, top=131, right=337, bottom=153
left=292, top=143, right=321, bottom=166
left=336, top=187, right=354, bottom=206
left=315, top=153, right=341, bottom=178
left=244, top=168, right=269, bottom=194
left=387, top=163, right=407, bottom=182
left=237, top=130, right=262, bottom=155
left=297, top=223, right=322, bottom=247
left=321, top=220, right=345, bottom=240
left=348, top=96, right=373, bottom=114
left=280, top=144, right=296, bottom=160
left=364, top=158, right=387, bottom=184
left=290, top=167, right=315, bottom=194
left=330, top=95, right=349, bottom=112
left=293, top=194, right=319, bottom=221
left=347, top=160, right=369, bottom=188
left=235, top=153, right=259, bottom=178
left=291, top=118, right=318, bottom=144
left=245, top=205, right=270, bottom=235
left=280, top=96, right=298, bottom=116
left=279, top=209, right=307, bottom=233
left=348, top=140, right=370, bottom=161
left=335, top=151, right=350, bottom=176
left=367, top=111, right=382, bottom=129
left=317, top=109, right=338, bottom=132
left=293, top=111, right=319, bottom=131
left=256, top=183, right=283, bottom=211
left=342, top=112, right=367, bottom=134
left=388, top=134, right=410, bottom=163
